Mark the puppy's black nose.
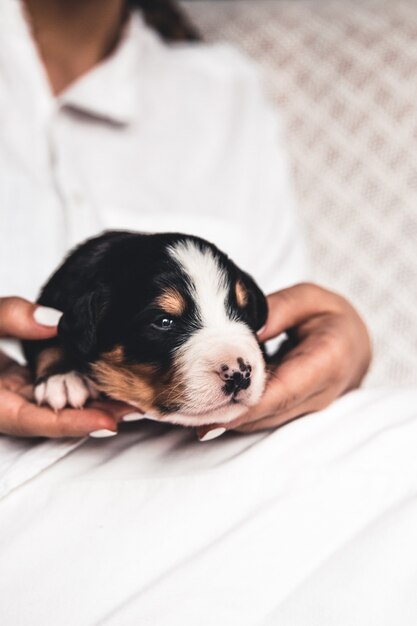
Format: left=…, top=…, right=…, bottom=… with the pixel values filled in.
left=220, top=359, right=252, bottom=396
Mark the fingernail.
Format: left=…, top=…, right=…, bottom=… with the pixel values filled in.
left=199, top=427, right=226, bottom=442
left=257, top=325, right=266, bottom=337
left=34, top=306, right=63, bottom=327
left=122, top=412, right=145, bottom=422
left=89, top=429, right=117, bottom=438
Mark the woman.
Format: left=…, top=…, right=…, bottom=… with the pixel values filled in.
left=1, top=2, right=398, bottom=625
left=0, top=0, right=370, bottom=439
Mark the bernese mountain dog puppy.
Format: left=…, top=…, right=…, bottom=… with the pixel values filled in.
left=23, top=231, right=268, bottom=426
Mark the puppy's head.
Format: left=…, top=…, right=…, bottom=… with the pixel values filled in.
left=59, top=234, right=267, bottom=426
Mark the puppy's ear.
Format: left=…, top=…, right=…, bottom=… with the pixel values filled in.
left=58, top=286, right=109, bottom=361
left=235, top=270, right=268, bottom=332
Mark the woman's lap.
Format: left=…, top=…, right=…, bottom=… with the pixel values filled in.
left=1, top=388, right=416, bottom=625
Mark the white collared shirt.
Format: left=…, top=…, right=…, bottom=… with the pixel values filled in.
left=0, top=0, right=305, bottom=304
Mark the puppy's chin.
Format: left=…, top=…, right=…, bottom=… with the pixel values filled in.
left=145, top=401, right=248, bottom=427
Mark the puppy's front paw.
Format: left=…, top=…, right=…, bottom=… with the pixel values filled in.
left=35, top=371, right=98, bottom=411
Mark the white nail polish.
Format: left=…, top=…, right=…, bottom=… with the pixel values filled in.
left=34, top=306, right=63, bottom=327
left=199, top=427, right=226, bottom=442
left=89, top=429, right=117, bottom=438
left=122, top=412, right=145, bottom=422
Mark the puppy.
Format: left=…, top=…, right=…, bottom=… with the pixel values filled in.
left=23, top=231, right=268, bottom=426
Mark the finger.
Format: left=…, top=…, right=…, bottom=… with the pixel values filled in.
left=258, top=284, right=343, bottom=342
left=235, top=338, right=336, bottom=427
left=235, top=390, right=335, bottom=433
left=0, top=297, right=62, bottom=340
left=196, top=362, right=314, bottom=441
left=197, top=332, right=342, bottom=440
left=89, top=399, right=142, bottom=423
left=195, top=380, right=313, bottom=441
left=0, top=389, right=118, bottom=438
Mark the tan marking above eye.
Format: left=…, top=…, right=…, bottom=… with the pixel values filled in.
left=235, top=280, right=248, bottom=308
left=155, top=288, right=186, bottom=316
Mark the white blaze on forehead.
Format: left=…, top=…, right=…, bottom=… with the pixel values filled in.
left=168, top=240, right=231, bottom=326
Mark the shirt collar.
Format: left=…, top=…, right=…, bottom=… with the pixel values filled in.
left=2, top=2, right=156, bottom=126
left=58, top=13, right=153, bottom=126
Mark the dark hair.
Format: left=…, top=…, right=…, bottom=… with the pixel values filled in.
left=128, top=0, right=201, bottom=42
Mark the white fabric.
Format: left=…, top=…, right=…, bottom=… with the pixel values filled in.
left=1, top=388, right=417, bottom=625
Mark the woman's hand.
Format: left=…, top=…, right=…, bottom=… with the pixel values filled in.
left=0, top=297, right=130, bottom=438
left=198, top=283, right=372, bottom=439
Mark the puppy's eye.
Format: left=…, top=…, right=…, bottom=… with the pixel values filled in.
left=151, top=316, right=175, bottom=331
